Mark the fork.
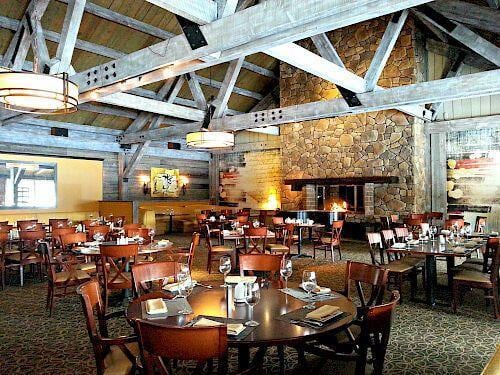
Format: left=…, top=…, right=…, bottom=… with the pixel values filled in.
left=290, top=319, right=323, bottom=328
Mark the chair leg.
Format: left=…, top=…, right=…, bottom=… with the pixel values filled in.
left=1, top=268, right=4, bottom=290
left=491, top=288, right=499, bottom=319
left=49, top=286, right=55, bottom=316
left=19, top=265, right=24, bottom=287
left=452, top=281, right=459, bottom=313
left=277, top=344, right=285, bottom=375
left=410, top=270, right=417, bottom=301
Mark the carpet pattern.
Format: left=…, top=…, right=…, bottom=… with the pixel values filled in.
left=0, top=234, right=498, bottom=374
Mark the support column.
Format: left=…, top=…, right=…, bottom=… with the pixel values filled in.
left=430, top=132, right=447, bottom=213
left=209, top=154, right=220, bottom=205
left=302, top=184, right=317, bottom=210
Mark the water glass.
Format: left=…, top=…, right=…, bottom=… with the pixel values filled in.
left=178, top=276, right=194, bottom=315
left=280, top=258, right=293, bottom=291
left=219, top=256, right=231, bottom=287
left=302, top=270, right=317, bottom=309
left=244, top=282, right=261, bottom=327
left=148, top=228, right=155, bottom=243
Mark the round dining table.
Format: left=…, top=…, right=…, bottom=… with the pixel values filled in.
left=126, top=282, right=356, bottom=370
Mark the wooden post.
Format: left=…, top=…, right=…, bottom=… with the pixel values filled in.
left=117, top=152, right=125, bottom=200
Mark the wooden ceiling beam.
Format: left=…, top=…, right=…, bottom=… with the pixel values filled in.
left=72, top=0, right=433, bottom=101
left=425, top=39, right=496, bottom=71
left=119, top=69, right=500, bottom=143
left=145, top=0, right=218, bottom=24
left=428, top=0, right=500, bottom=33
left=212, top=57, right=244, bottom=118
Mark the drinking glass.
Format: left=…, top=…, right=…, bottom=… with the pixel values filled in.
left=219, top=256, right=231, bottom=287
left=430, top=226, right=437, bottom=240
left=302, top=270, right=317, bottom=309
left=244, top=282, right=261, bottom=327
left=148, top=228, right=155, bottom=244
left=177, top=275, right=194, bottom=314
left=177, top=263, right=190, bottom=281
left=93, top=232, right=104, bottom=243
left=280, top=258, right=293, bottom=291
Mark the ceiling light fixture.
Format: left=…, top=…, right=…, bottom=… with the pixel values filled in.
left=0, top=68, right=78, bottom=114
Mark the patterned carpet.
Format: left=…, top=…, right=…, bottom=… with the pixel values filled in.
left=0, top=234, right=498, bottom=374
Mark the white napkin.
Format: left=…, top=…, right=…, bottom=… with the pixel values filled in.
left=145, top=298, right=168, bottom=315
left=392, top=242, right=406, bottom=249
left=225, top=276, right=257, bottom=284
left=194, top=318, right=245, bottom=336
left=300, top=284, right=331, bottom=294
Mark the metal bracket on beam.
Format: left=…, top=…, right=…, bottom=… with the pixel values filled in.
left=176, top=16, right=208, bottom=50
left=337, top=87, right=362, bottom=107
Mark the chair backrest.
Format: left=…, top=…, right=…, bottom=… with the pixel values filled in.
left=366, top=232, right=383, bottom=265
left=475, top=216, right=487, bottom=233
left=344, top=261, right=389, bottom=308
left=52, top=227, right=77, bottom=249
left=488, top=241, right=499, bottom=285
left=123, top=223, right=141, bottom=231
left=49, top=218, right=69, bottom=229
left=358, top=291, right=400, bottom=375
left=381, top=230, right=395, bottom=247
left=131, top=261, right=178, bottom=298
left=272, top=216, right=284, bottom=225
left=410, top=213, right=425, bottom=221
left=82, top=219, right=100, bottom=227
left=0, top=224, right=13, bottom=232
left=185, top=232, right=200, bottom=270
left=445, top=218, right=464, bottom=229
left=61, top=232, right=87, bottom=248
left=282, top=223, right=295, bottom=248
left=243, top=227, right=268, bottom=253
left=0, top=221, right=8, bottom=225
left=87, top=225, right=110, bottom=241
left=19, top=229, right=46, bottom=248
left=405, top=218, right=422, bottom=227
left=99, top=243, right=138, bottom=290
left=17, top=219, right=38, bottom=230
left=0, top=231, right=9, bottom=260
left=196, top=213, right=207, bottom=223
left=394, top=227, right=409, bottom=240
left=239, top=253, right=283, bottom=284
left=236, top=215, right=249, bottom=225
left=330, top=220, right=344, bottom=242
left=135, top=319, right=227, bottom=373
left=390, top=214, right=399, bottom=223
left=379, top=216, right=390, bottom=229
left=127, top=227, right=149, bottom=240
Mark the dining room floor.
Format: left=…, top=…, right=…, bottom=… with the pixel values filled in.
left=0, top=233, right=498, bottom=374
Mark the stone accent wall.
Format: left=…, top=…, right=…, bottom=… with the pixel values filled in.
left=219, top=149, right=282, bottom=209
left=280, top=17, right=426, bottom=216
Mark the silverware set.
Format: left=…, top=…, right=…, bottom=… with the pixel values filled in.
left=290, top=319, right=324, bottom=328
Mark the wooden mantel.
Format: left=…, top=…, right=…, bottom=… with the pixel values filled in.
left=284, top=176, right=399, bottom=191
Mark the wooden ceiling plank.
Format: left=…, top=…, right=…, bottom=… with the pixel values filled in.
left=144, top=0, right=218, bottom=24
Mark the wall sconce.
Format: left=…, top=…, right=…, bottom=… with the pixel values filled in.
left=140, top=175, right=150, bottom=195
left=179, top=175, right=189, bottom=196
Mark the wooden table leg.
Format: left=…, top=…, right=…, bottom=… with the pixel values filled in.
left=238, top=347, right=250, bottom=370
left=446, top=256, right=455, bottom=290
left=425, top=255, right=437, bottom=306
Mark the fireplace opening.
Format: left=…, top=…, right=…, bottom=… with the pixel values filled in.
left=318, top=185, right=364, bottom=213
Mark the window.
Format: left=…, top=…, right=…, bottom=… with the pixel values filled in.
left=0, top=161, right=57, bottom=209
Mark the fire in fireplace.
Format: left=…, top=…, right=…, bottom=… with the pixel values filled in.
left=319, top=185, right=364, bottom=213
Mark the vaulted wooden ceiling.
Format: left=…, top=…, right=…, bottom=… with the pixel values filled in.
left=0, top=0, right=279, bottom=130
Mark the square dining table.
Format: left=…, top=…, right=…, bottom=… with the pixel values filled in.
left=386, top=240, right=483, bottom=306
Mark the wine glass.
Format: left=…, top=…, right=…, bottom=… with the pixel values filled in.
left=302, top=270, right=317, bottom=310
left=148, top=228, right=155, bottom=244
left=430, top=226, right=437, bottom=241
left=280, top=258, right=293, bottom=291
left=93, top=232, right=104, bottom=244
left=244, top=282, right=261, bottom=327
left=177, top=275, right=194, bottom=315
left=177, top=263, right=190, bottom=283
left=219, top=256, right=231, bottom=288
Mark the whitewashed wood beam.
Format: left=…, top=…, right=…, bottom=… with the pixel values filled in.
left=412, top=8, right=500, bottom=66
left=413, top=11, right=449, bottom=43
left=429, top=53, right=466, bottom=120
left=50, top=0, right=86, bottom=74
left=56, top=0, right=175, bottom=39
left=119, top=69, right=500, bottom=143
left=364, top=10, right=409, bottom=91
left=195, top=75, right=263, bottom=100
left=426, top=115, right=500, bottom=134
left=216, top=0, right=239, bottom=18
left=266, top=43, right=430, bottom=119
left=145, top=0, right=218, bottom=24
left=429, top=1, right=500, bottom=33
left=186, top=73, right=207, bottom=109
left=236, top=0, right=255, bottom=12
left=99, top=93, right=205, bottom=121
left=1, top=0, right=50, bottom=69
left=123, top=141, right=151, bottom=178
left=9, top=117, right=123, bottom=135
left=32, top=19, right=51, bottom=72
left=79, top=103, right=138, bottom=119
left=250, top=85, right=279, bottom=112
left=425, top=39, right=496, bottom=71
left=212, top=57, right=244, bottom=118
left=72, top=0, right=433, bottom=100
left=310, top=33, right=344, bottom=67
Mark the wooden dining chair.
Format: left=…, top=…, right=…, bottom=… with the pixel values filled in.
left=445, top=218, right=465, bottom=230
left=452, top=245, right=499, bottom=319
left=131, top=261, right=178, bottom=298
left=243, top=226, right=269, bottom=254
left=168, top=232, right=200, bottom=270
left=61, top=232, right=96, bottom=274
left=459, top=237, right=499, bottom=273
left=51, top=226, right=77, bottom=254
left=134, top=319, right=228, bottom=375
left=367, top=232, right=417, bottom=303
left=236, top=215, right=250, bottom=226
left=474, top=216, right=488, bottom=233
left=204, top=225, right=235, bottom=274
left=16, top=219, right=38, bottom=230
left=313, top=220, right=343, bottom=261
left=87, top=225, right=111, bottom=242
left=99, top=243, right=138, bottom=311
left=0, top=231, right=13, bottom=290
left=343, top=260, right=389, bottom=309
left=0, top=224, right=13, bottom=232
left=123, top=223, right=141, bottom=231
left=82, top=219, right=100, bottom=228
left=77, top=280, right=139, bottom=375
left=265, top=223, right=295, bottom=256
left=9, top=229, right=46, bottom=286
left=394, top=227, right=409, bottom=242
left=239, top=253, right=284, bottom=286
left=126, top=227, right=150, bottom=243
left=49, top=218, right=69, bottom=230
left=39, top=242, right=91, bottom=315
left=305, top=291, right=400, bottom=375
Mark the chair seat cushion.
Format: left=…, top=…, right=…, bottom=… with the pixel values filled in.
left=463, top=258, right=484, bottom=266
left=320, top=238, right=339, bottom=245
left=265, top=244, right=290, bottom=252
left=383, top=260, right=414, bottom=273
left=104, top=342, right=139, bottom=375
left=109, top=272, right=132, bottom=284
left=400, top=256, right=424, bottom=267
left=6, top=253, right=40, bottom=261
left=211, top=246, right=234, bottom=253
left=454, top=270, right=491, bottom=284
left=54, top=270, right=91, bottom=283
left=76, top=263, right=97, bottom=272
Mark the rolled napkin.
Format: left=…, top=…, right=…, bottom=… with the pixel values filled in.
left=146, top=298, right=168, bottom=315
left=305, top=305, right=340, bottom=321
left=193, top=318, right=245, bottom=336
